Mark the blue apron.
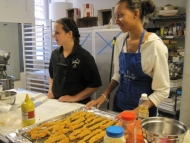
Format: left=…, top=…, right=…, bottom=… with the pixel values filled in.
left=113, top=30, right=157, bottom=117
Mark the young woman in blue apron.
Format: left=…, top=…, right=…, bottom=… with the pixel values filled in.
left=86, top=0, right=170, bottom=117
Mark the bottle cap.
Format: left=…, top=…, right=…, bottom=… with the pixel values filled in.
left=25, top=94, right=31, bottom=102
left=106, top=126, right=124, bottom=138
left=121, top=111, right=136, bottom=121
left=141, top=93, right=147, bottom=99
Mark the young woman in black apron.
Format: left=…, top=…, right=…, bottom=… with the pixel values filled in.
left=86, top=0, right=170, bottom=117
left=47, top=18, right=102, bottom=104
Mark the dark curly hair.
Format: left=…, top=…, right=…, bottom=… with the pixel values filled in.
left=55, top=18, right=80, bottom=44
left=118, top=0, right=155, bottom=20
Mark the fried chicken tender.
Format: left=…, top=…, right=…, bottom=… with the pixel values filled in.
left=57, top=137, right=69, bottom=143
left=85, top=117, right=104, bottom=127
left=83, top=129, right=102, bottom=141
left=85, top=116, right=98, bottom=123
left=77, top=140, right=86, bottom=143
left=44, top=134, right=67, bottom=143
left=69, top=122, right=84, bottom=130
left=89, top=119, right=108, bottom=131
left=26, top=127, right=40, bottom=135
left=71, top=117, right=85, bottom=125
left=88, top=130, right=106, bottom=143
left=69, top=135, right=77, bottom=141
left=77, top=128, right=91, bottom=138
left=70, top=128, right=82, bottom=136
left=25, top=110, right=117, bottom=143
left=84, top=112, right=94, bottom=118
left=70, top=111, right=86, bottom=121
left=100, top=120, right=116, bottom=130
left=30, top=129, right=50, bottom=139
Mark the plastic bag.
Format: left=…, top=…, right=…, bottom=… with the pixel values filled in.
left=0, top=106, right=22, bottom=134
left=0, top=101, right=12, bottom=112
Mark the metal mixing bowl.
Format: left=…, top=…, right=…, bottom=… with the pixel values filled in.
left=141, top=117, right=187, bottom=143
left=0, top=91, right=17, bottom=105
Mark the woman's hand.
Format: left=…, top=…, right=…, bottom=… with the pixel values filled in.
left=86, top=95, right=107, bottom=109
left=58, top=95, right=76, bottom=102
left=47, top=91, right=55, bottom=99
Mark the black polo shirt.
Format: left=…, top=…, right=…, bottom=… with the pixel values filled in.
left=49, top=42, right=102, bottom=104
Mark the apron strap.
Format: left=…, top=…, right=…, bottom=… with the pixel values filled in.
left=122, top=34, right=128, bottom=51
left=121, top=30, right=146, bottom=53
left=138, top=29, right=145, bottom=53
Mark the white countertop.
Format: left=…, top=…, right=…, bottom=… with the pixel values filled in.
left=0, top=89, right=84, bottom=136
left=0, top=89, right=190, bottom=143
left=184, top=130, right=190, bottom=143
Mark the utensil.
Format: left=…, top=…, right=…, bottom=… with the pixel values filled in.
left=0, top=82, right=3, bottom=92
left=30, top=93, right=42, bottom=101
left=34, top=96, right=48, bottom=107
left=141, top=117, right=187, bottom=143
left=0, top=91, right=17, bottom=105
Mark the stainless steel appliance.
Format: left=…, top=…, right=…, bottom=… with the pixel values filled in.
left=0, top=50, right=14, bottom=90
left=141, top=117, right=187, bottom=143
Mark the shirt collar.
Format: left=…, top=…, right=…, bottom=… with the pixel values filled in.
left=58, top=41, right=79, bottom=58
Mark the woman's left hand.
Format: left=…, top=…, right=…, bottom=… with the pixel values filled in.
left=58, top=95, right=76, bottom=102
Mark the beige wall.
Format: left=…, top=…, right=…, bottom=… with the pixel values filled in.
left=68, top=0, right=186, bottom=17
left=14, top=72, right=25, bottom=89
left=0, top=0, right=35, bottom=24
left=0, top=0, right=35, bottom=89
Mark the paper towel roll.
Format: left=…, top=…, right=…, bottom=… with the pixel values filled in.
left=49, top=2, right=73, bottom=21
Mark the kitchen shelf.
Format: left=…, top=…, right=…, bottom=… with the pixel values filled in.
left=149, top=14, right=186, bottom=21
left=66, top=8, right=81, bottom=23
left=77, top=17, right=98, bottom=28
left=159, top=35, right=185, bottom=39
left=158, top=87, right=182, bottom=120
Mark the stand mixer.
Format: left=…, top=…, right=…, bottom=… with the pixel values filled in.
left=0, top=50, right=14, bottom=90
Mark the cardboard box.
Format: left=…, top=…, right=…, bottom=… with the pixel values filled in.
left=67, top=8, right=81, bottom=23
left=162, top=39, right=169, bottom=45
left=97, top=9, right=112, bottom=26
left=77, top=17, right=98, bottom=28
left=83, top=4, right=94, bottom=17
left=158, top=10, right=178, bottom=16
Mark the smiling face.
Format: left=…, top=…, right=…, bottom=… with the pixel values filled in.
left=53, top=23, right=72, bottom=46
left=114, top=1, right=137, bottom=33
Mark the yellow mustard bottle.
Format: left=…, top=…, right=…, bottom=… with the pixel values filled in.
left=21, top=94, right=35, bottom=127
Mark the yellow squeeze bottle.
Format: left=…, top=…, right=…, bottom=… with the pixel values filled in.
left=21, top=94, right=35, bottom=127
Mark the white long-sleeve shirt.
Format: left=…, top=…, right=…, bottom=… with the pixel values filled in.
left=112, top=32, right=170, bottom=107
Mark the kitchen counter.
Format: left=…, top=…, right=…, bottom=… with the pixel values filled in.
left=0, top=90, right=84, bottom=136
left=184, top=130, right=190, bottom=143
left=0, top=89, right=190, bottom=142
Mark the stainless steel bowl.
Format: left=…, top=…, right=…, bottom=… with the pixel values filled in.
left=0, top=76, right=14, bottom=90
left=0, top=91, right=17, bottom=105
left=141, top=117, right=187, bottom=143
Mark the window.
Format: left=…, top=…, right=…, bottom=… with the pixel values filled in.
left=34, top=0, right=48, bottom=60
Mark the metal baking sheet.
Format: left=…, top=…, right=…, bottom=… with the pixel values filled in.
left=6, top=106, right=118, bottom=143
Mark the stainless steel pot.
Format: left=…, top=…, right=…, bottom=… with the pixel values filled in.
left=0, top=76, right=14, bottom=90
left=0, top=91, right=17, bottom=105
left=141, top=117, right=187, bottom=143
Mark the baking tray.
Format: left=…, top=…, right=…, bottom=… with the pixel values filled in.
left=5, top=106, right=118, bottom=143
